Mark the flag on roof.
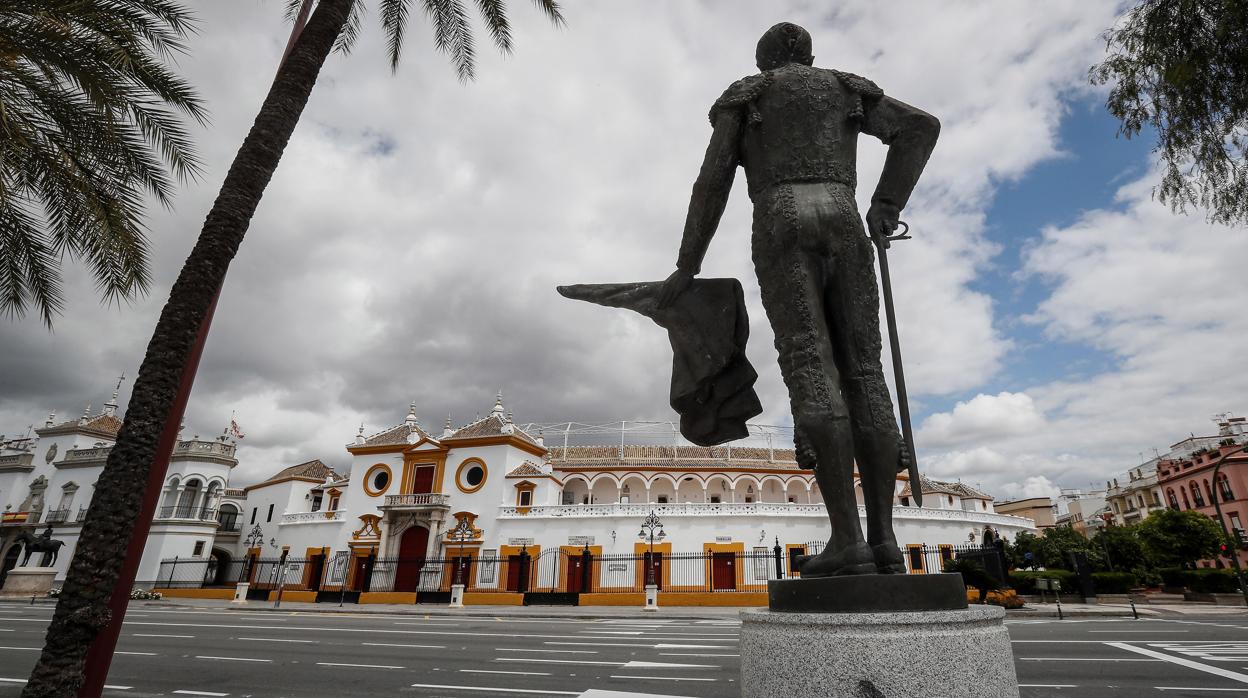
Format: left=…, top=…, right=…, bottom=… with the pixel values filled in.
left=229, top=418, right=246, bottom=439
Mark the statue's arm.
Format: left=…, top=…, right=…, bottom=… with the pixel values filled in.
left=675, top=109, right=744, bottom=275
left=860, top=95, right=940, bottom=238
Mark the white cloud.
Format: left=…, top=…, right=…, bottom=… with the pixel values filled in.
left=997, top=475, right=1064, bottom=502
left=919, top=392, right=1045, bottom=448
left=1, top=1, right=1135, bottom=487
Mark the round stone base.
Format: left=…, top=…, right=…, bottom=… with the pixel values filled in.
left=740, top=606, right=1018, bottom=698
left=0, top=566, right=57, bottom=598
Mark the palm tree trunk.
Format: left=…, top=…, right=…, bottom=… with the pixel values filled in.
left=22, top=1, right=353, bottom=694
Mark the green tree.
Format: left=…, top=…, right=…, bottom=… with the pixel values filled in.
left=1093, top=524, right=1150, bottom=572
left=0, top=0, right=205, bottom=326
left=1009, top=526, right=1101, bottom=570
left=23, top=1, right=563, bottom=693
left=1137, top=507, right=1226, bottom=568
left=1091, top=0, right=1248, bottom=226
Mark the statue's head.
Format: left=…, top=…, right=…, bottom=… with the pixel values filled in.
left=756, top=22, right=814, bottom=71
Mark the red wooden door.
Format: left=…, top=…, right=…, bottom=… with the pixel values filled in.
left=411, top=466, right=435, bottom=494
left=566, top=556, right=584, bottom=593
left=394, top=526, right=429, bottom=592
left=712, top=553, right=736, bottom=590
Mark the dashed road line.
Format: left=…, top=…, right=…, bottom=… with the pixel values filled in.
left=460, top=669, right=552, bottom=676
left=410, top=684, right=578, bottom=695
left=317, top=662, right=403, bottom=669
left=194, top=655, right=271, bottom=663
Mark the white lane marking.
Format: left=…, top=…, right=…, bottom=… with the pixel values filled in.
left=0, top=629, right=12, bottom=632
left=1106, top=642, right=1248, bottom=684
left=497, top=648, right=599, bottom=654
left=115, top=651, right=157, bottom=656
left=1017, top=685, right=1077, bottom=688
left=608, top=676, right=716, bottom=682
left=545, top=641, right=655, bottom=648
left=623, top=661, right=716, bottom=669
left=1147, top=642, right=1248, bottom=661
left=460, top=670, right=552, bottom=676
left=194, top=655, right=272, bottom=663
left=103, top=686, right=133, bottom=690
left=392, top=622, right=460, bottom=627
left=495, top=657, right=618, bottom=666
left=1017, top=657, right=1160, bottom=661
left=0, top=646, right=39, bottom=650
left=580, top=631, right=644, bottom=636
left=660, top=653, right=740, bottom=658
left=317, top=662, right=403, bottom=669
left=122, top=620, right=620, bottom=641
left=172, top=691, right=230, bottom=696
left=0, top=679, right=26, bottom=683
left=237, top=637, right=318, bottom=644
left=1156, top=688, right=1248, bottom=692
left=133, top=633, right=194, bottom=638
left=1090, top=630, right=1189, bottom=633
left=654, top=643, right=734, bottom=649
left=361, top=642, right=445, bottom=649
left=410, top=684, right=578, bottom=695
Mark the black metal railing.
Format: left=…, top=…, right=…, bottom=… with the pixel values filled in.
left=153, top=542, right=1003, bottom=597
left=43, top=508, right=70, bottom=524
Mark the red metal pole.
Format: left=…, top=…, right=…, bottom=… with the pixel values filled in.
left=76, top=290, right=221, bottom=697
left=76, top=8, right=314, bottom=693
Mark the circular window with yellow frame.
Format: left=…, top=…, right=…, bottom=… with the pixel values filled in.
left=455, top=458, right=487, bottom=494
left=363, top=463, right=393, bottom=497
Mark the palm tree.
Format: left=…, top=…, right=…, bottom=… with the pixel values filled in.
left=0, top=0, right=205, bottom=327
left=22, top=1, right=562, bottom=694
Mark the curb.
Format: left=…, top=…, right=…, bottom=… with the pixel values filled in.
left=136, top=600, right=743, bottom=622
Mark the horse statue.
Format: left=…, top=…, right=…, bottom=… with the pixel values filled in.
left=16, top=526, right=65, bottom=567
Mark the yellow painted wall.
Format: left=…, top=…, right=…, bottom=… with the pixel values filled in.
left=659, top=592, right=767, bottom=607
left=579, top=593, right=646, bottom=606
left=359, top=592, right=418, bottom=604
left=463, top=592, right=524, bottom=606
left=153, top=588, right=234, bottom=600
left=268, top=590, right=317, bottom=603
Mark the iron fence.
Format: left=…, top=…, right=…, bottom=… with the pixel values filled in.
left=153, top=542, right=1007, bottom=597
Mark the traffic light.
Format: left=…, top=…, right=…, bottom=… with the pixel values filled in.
left=1221, top=542, right=1231, bottom=557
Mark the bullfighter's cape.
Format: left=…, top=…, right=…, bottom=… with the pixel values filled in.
left=557, top=278, right=762, bottom=446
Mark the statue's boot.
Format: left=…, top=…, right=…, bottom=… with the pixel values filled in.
left=854, top=422, right=908, bottom=574
left=797, top=542, right=876, bottom=577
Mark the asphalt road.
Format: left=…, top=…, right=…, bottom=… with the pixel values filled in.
left=0, top=603, right=1246, bottom=696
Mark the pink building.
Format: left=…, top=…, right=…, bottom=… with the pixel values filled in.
left=1156, top=442, right=1248, bottom=568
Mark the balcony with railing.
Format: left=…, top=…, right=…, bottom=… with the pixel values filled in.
left=0, top=452, right=34, bottom=472
left=216, top=513, right=242, bottom=534
left=42, top=508, right=71, bottom=524
left=60, top=446, right=112, bottom=466
left=280, top=510, right=345, bottom=525
left=153, top=506, right=218, bottom=524
left=381, top=493, right=452, bottom=511
left=172, top=439, right=237, bottom=462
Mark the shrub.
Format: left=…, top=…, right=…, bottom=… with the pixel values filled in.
left=1091, top=572, right=1138, bottom=594
left=1008, top=569, right=1077, bottom=594
left=129, top=588, right=162, bottom=600
left=1190, top=569, right=1241, bottom=594
left=1159, top=567, right=1190, bottom=588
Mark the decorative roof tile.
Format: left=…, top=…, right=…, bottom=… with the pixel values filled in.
left=259, top=459, right=340, bottom=485
left=506, top=461, right=545, bottom=477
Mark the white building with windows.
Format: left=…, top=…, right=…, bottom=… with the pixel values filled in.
left=1, top=387, right=243, bottom=588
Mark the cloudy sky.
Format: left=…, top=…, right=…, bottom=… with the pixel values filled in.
left=2, top=0, right=1245, bottom=498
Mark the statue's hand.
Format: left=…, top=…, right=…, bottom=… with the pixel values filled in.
left=656, top=268, right=694, bottom=309
left=866, top=202, right=901, bottom=249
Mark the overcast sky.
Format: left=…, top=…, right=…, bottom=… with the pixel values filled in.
left=2, top=0, right=1245, bottom=499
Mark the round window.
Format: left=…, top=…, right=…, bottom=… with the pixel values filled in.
left=363, top=464, right=393, bottom=496
left=465, top=465, right=484, bottom=487
left=372, top=469, right=389, bottom=491
left=456, top=459, right=487, bottom=493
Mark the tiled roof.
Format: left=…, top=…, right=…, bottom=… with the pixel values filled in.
left=899, top=475, right=968, bottom=498
left=362, top=422, right=431, bottom=446
left=948, top=482, right=993, bottom=500
left=444, top=414, right=542, bottom=447
left=506, top=461, right=545, bottom=477
left=40, top=414, right=123, bottom=438
left=259, top=459, right=340, bottom=485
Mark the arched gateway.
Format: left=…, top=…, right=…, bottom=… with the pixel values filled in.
left=393, top=525, right=429, bottom=592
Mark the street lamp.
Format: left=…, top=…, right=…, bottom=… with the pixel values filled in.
left=448, top=516, right=474, bottom=587
left=637, top=511, right=666, bottom=588
left=1209, top=443, right=1248, bottom=607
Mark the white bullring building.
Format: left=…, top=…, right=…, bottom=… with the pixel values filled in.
left=2, top=392, right=1034, bottom=598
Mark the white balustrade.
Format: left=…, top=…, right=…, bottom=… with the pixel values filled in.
left=382, top=493, right=452, bottom=508
left=496, top=501, right=1034, bottom=528
left=280, top=510, right=344, bottom=524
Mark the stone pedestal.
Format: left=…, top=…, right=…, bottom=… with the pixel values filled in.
left=740, top=605, right=1018, bottom=698
left=0, top=566, right=57, bottom=598
left=232, top=582, right=250, bottom=603
left=642, top=584, right=658, bottom=611
left=449, top=584, right=465, bottom=608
